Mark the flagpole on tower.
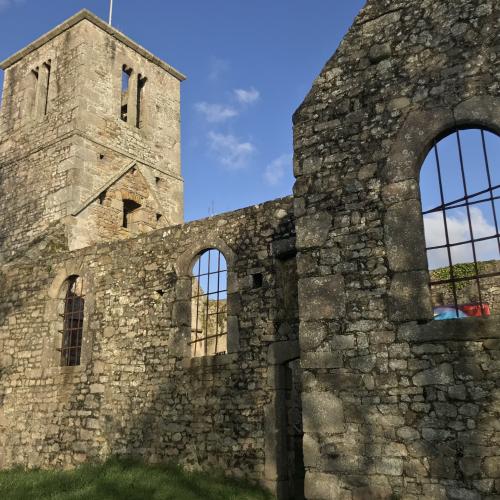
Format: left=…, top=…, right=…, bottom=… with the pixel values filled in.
left=109, top=0, right=114, bottom=25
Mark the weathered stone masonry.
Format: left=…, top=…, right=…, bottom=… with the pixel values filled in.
left=1, top=2, right=499, bottom=500
left=293, top=0, right=499, bottom=498
left=0, top=11, right=184, bottom=258
left=0, top=196, right=302, bottom=498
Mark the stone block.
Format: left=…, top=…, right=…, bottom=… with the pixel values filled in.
left=302, top=433, right=321, bottom=468
left=382, top=179, right=419, bottom=206
left=446, top=487, right=480, bottom=500
left=296, top=212, right=332, bottom=249
left=103, top=326, right=114, bottom=338
left=388, top=271, right=433, bottom=322
left=413, top=363, right=454, bottom=386
left=353, top=483, right=393, bottom=500
left=172, top=300, right=190, bottom=326
left=384, top=200, right=427, bottom=272
left=271, top=237, right=296, bottom=258
left=304, top=472, right=342, bottom=500
left=175, top=277, right=191, bottom=299
left=0, top=353, right=13, bottom=368
left=396, top=427, right=420, bottom=442
left=388, top=97, right=411, bottom=111
left=268, top=340, right=300, bottom=365
left=483, top=456, right=500, bottom=477
left=372, top=457, right=403, bottom=476
left=368, top=42, right=392, bottom=63
left=298, top=275, right=346, bottom=320
left=302, top=392, right=345, bottom=434
left=89, top=384, right=105, bottom=394
left=349, top=354, right=377, bottom=373
left=299, top=321, right=328, bottom=352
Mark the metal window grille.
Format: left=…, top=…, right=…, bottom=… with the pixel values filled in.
left=190, top=249, right=228, bottom=357
left=59, top=276, right=85, bottom=366
left=422, top=127, right=499, bottom=319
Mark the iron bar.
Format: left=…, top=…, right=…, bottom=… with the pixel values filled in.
left=191, top=290, right=228, bottom=299
left=481, top=129, right=500, bottom=254
left=456, top=130, right=484, bottom=314
left=433, top=139, right=460, bottom=316
left=430, top=270, right=500, bottom=286
left=193, top=269, right=227, bottom=278
left=215, top=250, right=221, bottom=354
left=426, top=233, right=500, bottom=251
left=194, top=257, right=201, bottom=357
left=205, top=250, right=211, bottom=356
left=422, top=192, right=500, bottom=214
left=188, top=331, right=227, bottom=345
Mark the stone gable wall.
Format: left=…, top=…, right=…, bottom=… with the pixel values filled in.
left=293, top=0, right=500, bottom=498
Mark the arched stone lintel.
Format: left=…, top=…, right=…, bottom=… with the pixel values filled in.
left=384, top=96, right=500, bottom=185
left=47, top=261, right=88, bottom=299
left=175, top=236, right=236, bottom=277
left=119, top=190, right=144, bottom=205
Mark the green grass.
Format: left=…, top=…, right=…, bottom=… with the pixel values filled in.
left=0, top=458, right=274, bottom=500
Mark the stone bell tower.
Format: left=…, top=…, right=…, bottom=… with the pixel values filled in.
left=0, top=10, right=185, bottom=258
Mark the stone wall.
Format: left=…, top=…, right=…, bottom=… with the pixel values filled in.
left=0, top=196, right=301, bottom=498
left=293, top=0, right=500, bottom=498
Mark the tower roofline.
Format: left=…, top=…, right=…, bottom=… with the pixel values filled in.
left=0, top=9, right=186, bottom=81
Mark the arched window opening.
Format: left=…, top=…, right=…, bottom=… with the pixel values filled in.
left=59, top=275, right=85, bottom=366
left=420, top=127, right=500, bottom=320
left=190, top=248, right=228, bottom=357
left=123, top=199, right=141, bottom=229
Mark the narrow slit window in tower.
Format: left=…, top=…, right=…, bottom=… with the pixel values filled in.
left=27, top=67, right=39, bottom=118
left=121, top=65, right=132, bottom=122
left=136, top=74, right=147, bottom=128
left=42, top=61, right=51, bottom=115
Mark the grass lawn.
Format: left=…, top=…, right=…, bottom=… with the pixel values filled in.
left=0, top=458, right=274, bottom=500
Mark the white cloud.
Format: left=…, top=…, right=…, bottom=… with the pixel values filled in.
left=263, top=154, right=292, bottom=186
left=195, top=102, right=238, bottom=123
left=234, top=87, right=260, bottom=105
left=208, top=132, right=255, bottom=169
left=208, top=57, right=229, bottom=81
left=424, top=206, right=499, bottom=269
left=0, top=0, right=24, bottom=11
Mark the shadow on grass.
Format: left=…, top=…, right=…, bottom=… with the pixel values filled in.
left=0, top=457, right=274, bottom=500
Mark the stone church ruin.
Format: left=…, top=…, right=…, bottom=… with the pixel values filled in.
left=0, top=1, right=498, bottom=499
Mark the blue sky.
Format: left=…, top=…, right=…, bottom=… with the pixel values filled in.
left=0, top=0, right=364, bottom=221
